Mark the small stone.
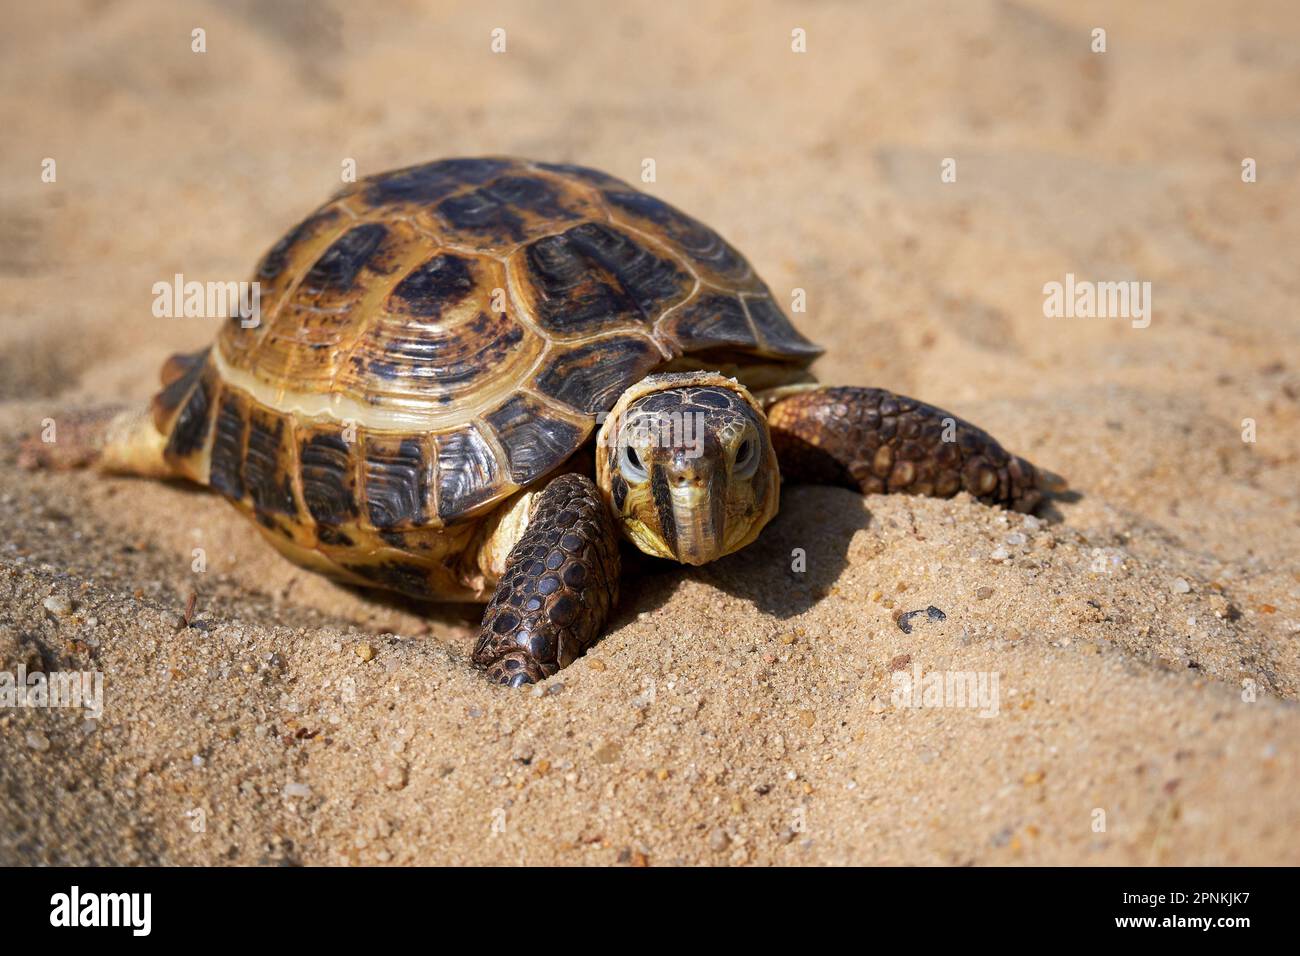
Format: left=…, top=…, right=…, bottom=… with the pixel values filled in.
left=594, top=741, right=620, bottom=765
left=990, top=547, right=1010, bottom=561
left=284, top=781, right=312, bottom=799
left=587, top=659, right=606, bottom=672
left=708, top=828, right=730, bottom=852
left=1022, top=515, right=1042, bottom=532
left=1005, top=532, right=1026, bottom=546
left=43, top=595, right=72, bottom=617
left=1022, top=770, right=1046, bottom=785
left=25, top=730, right=51, bottom=751
left=381, top=762, right=409, bottom=790
left=1171, top=578, right=1191, bottom=594
left=976, top=586, right=994, bottom=600
left=889, top=654, right=912, bottom=672
left=797, top=709, right=815, bottom=728
left=355, top=642, right=376, bottom=662
left=779, top=632, right=796, bottom=645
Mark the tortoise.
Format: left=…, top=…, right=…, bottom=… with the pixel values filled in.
left=22, top=157, right=1061, bottom=686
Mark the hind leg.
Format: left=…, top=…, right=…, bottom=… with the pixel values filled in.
left=19, top=405, right=172, bottom=478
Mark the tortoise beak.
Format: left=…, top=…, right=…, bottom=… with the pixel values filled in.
left=654, top=461, right=728, bottom=565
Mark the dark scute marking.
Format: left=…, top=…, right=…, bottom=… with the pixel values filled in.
left=302, top=223, right=388, bottom=292
left=300, top=430, right=358, bottom=525
left=665, top=293, right=757, bottom=350
left=602, top=189, right=748, bottom=279
left=162, top=365, right=213, bottom=460
left=522, top=223, right=688, bottom=333
left=364, top=437, right=429, bottom=528
left=389, top=254, right=475, bottom=318
left=317, top=525, right=354, bottom=547
left=536, top=162, right=630, bottom=190
left=360, top=311, right=523, bottom=387
left=342, top=561, right=433, bottom=600
left=523, top=232, right=639, bottom=334
left=611, top=473, right=628, bottom=510
left=436, top=427, right=502, bottom=520
left=534, top=336, right=662, bottom=414
left=565, top=222, right=689, bottom=318
left=208, top=393, right=246, bottom=500
left=244, top=411, right=297, bottom=517
left=484, top=175, right=581, bottom=224
left=363, top=158, right=513, bottom=205
left=485, top=396, right=583, bottom=485
left=650, top=465, right=677, bottom=556
left=437, top=190, right=525, bottom=241
left=436, top=175, right=577, bottom=241
left=745, top=296, right=822, bottom=356
left=257, top=208, right=341, bottom=281
left=488, top=175, right=555, bottom=206
left=155, top=349, right=209, bottom=414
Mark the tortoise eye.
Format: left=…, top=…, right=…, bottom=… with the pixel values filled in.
left=733, top=434, right=759, bottom=478
left=619, top=441, right=648, bottom=482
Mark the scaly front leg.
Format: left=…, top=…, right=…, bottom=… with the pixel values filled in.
left=473, top=474, right=621, bottom=686
left=761, top=386, right=1062, bottom=512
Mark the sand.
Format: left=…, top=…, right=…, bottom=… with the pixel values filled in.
left=1, top=0, right=1298, bottom=865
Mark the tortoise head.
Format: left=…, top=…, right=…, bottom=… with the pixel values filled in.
left=595, top=372, right=780, bottom=565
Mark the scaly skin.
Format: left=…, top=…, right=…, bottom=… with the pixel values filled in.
left=762, top=386, right=1059, bottom=513
left=473, top=474, right=620, bottom=686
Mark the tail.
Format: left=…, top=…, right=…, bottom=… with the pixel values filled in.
left=19, top=348, right=209, bottom=478
left=18, top=404, right=172, bottom=478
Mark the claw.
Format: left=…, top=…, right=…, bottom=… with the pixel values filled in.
left=1036, top=467, right=1069, bottom=494
left=484, top=650, right=546, bottom=687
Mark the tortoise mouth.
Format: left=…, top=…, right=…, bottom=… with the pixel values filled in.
left=665, top=482, right=725, bottom=565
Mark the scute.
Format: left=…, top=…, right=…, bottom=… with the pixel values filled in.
left=485, top=394, right=585, bottom=485
left=510, top=222, right=693, bottom=336
left=201, top=157, right=820, bottom=532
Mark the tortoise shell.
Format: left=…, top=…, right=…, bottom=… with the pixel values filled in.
left=149, top=158, right=821, bottom=598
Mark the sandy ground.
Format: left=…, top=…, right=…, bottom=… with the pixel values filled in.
left=2, top=0, right=1299, bottom=865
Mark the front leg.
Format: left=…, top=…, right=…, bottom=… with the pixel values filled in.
left=761, top=386, right=1062, bottom=513
left=473, top=474, right=620, bottom=687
